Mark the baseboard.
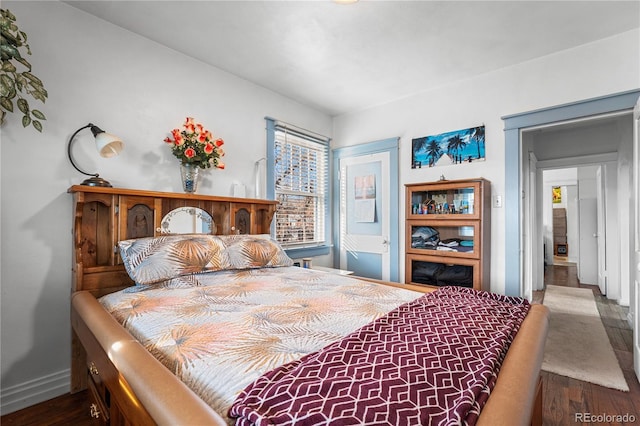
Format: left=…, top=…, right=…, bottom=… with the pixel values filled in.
left=0, top=369, right=70, bottom=415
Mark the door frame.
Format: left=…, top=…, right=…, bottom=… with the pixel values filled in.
left=596, top=165, right=607, bottom=294
left=502, top=89, right=640, bottom=296
left=632, top=96, right=640, bottom=382
left=332, top=138, right=400, bottom=282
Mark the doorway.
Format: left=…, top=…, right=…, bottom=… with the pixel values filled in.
left=522, top=116, right=630, bottom=305
left=502, top=90, right=639, bottom=298
left=332, top=137, right=400, bottom=281
left=540, top=167, right=602, bottom=290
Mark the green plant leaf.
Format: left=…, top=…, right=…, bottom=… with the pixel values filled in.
left=0, top=44, right=20, bottom=59
left=21, top=113, right=30, bottom=127
left=0, top=79, right=9, bottom=98
left=31, top=109, right=45, bottom=120
left=2, top=61, right=16, bottom=72
left=14, top=56, right=30, bottom=71
left=1, top=31, right=21, bottom=47
left=31, top=89, right=45, bottom=103
left=5, top=84, right=15, bottom=99
left=0, top=96, right=13, bottom=112
left=32, top=119, right=42, bottom=132
left=16, top=97, right=28, bottom=113
left=0, top=73, right=14, bottom=87
left=3, top=9, right=17, bottom=21
left=23, top=72, right=42, bottom=86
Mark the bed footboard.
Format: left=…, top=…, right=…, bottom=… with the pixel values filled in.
left=476, top=303, right=549, bottom=426
left=71, top=291, right=227, bottom=425
left=71, top=289, right=548, bottom=426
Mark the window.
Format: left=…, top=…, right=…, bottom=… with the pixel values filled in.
left=266, top=118, right=329, bottom=253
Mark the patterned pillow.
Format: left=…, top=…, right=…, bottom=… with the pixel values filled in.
left=118, top=234, right=292, bottom=285
left=217, top=234, right=293, bottom=270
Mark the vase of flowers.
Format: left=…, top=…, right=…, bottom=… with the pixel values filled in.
left=164, top=117, right=225, bottom=193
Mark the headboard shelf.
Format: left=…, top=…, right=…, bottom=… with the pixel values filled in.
left=68, top=185, right=279, bottom=204
left=69, top=186, right=278, bottom=295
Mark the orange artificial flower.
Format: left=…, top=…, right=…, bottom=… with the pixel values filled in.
left=184, top=147, right=196, bottom=158
left=164, top=117, right=225, bottom=169
left=184, top=117, right=196, bottom=133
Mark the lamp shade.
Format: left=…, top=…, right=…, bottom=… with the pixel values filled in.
left=95, top=132, right=124, bottom=158
left=68, top=123, right=124, bottom=187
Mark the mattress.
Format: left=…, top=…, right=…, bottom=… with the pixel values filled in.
left=98, top=266, right=421, bottom=422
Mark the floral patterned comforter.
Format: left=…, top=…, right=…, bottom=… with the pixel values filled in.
left=99, top=266, right=421, bottom=423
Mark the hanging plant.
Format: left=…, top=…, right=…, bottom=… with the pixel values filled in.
left=0, top=8, right=47, bottom=132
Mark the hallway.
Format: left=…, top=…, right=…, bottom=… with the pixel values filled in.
left=536, top=263, right=640, bottom=425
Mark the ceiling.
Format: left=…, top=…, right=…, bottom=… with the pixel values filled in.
left=528, top=112, right=633, bottom=162
left=65, top=1, right=639, bottom=117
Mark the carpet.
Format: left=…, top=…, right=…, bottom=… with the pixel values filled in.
left=542, top=285, right=629, bottom=391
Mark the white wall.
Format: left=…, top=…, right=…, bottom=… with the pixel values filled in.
left=617, top=120, right=634, bottom=306
left=603, top=162, right=620, bottom=300
left=565, top=185, right=579, bottom=264
left=333, top=28, right=640, bottom=294
left=0, top=1, right=332, bottom=413
left=577, top=166, right=599, bottom=284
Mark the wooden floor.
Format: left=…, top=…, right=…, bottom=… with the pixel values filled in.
left=2, top=263, right=638, bottom=425
left=534, top=261, right=640, bottom=426
left=0, top=389, right=93, bottom=426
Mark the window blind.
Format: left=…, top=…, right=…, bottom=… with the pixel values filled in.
left=273, top=126, right=328, bottom=248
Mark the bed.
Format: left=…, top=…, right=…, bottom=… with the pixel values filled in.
left=68, top=186, right=549, bottom=425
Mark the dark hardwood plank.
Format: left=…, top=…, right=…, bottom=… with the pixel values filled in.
left=0, top=390, right=94, bottom=426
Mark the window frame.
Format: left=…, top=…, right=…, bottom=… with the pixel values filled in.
left=266, top=117, right=330, bottom=258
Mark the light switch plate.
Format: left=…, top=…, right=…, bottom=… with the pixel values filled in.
left=492, top=195, right=502, bottom=208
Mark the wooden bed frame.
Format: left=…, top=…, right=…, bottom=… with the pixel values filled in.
left=69, top=186, right=549, bottom=425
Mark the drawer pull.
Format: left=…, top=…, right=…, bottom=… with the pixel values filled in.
left=89, top=362, right=99, bottom=376
left=90, top=403, right=101, bottom=419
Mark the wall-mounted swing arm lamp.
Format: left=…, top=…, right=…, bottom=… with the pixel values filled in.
left=67, top=123, right=124, bottom=187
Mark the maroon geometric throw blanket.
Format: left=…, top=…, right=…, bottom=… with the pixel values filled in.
left=229, top=286, right=530, bottom=426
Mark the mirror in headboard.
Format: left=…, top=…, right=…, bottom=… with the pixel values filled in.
left=160, top=207, right=214, bottom=234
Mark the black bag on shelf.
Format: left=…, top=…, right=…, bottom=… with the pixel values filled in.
left=436, top=264, right=473, bottom=288
left=411, top=261, right=445, bottom=285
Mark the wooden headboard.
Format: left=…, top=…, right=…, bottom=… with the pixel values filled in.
left=68, top=186, right=278, bottom=296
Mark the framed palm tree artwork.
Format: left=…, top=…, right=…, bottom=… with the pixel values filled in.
left=411, top=125, right=485, bottom=168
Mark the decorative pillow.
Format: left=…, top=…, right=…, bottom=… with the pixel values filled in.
left=217, top=234, right=293, bottom=270
left=118, top=234, right=292, bottom=285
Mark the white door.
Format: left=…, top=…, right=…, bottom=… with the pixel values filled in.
left=596, top=166, right=607, bottom=295
left=338, top=152, right=391, bottom=280
left=523, top=152, right=537, bottom=300
left=578, top=198, right=598, bottom=285
left=632, top=96, right=640, bottom=383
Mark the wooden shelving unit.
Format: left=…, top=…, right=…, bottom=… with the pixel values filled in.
left=405, top=178, right=491, bottom=291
